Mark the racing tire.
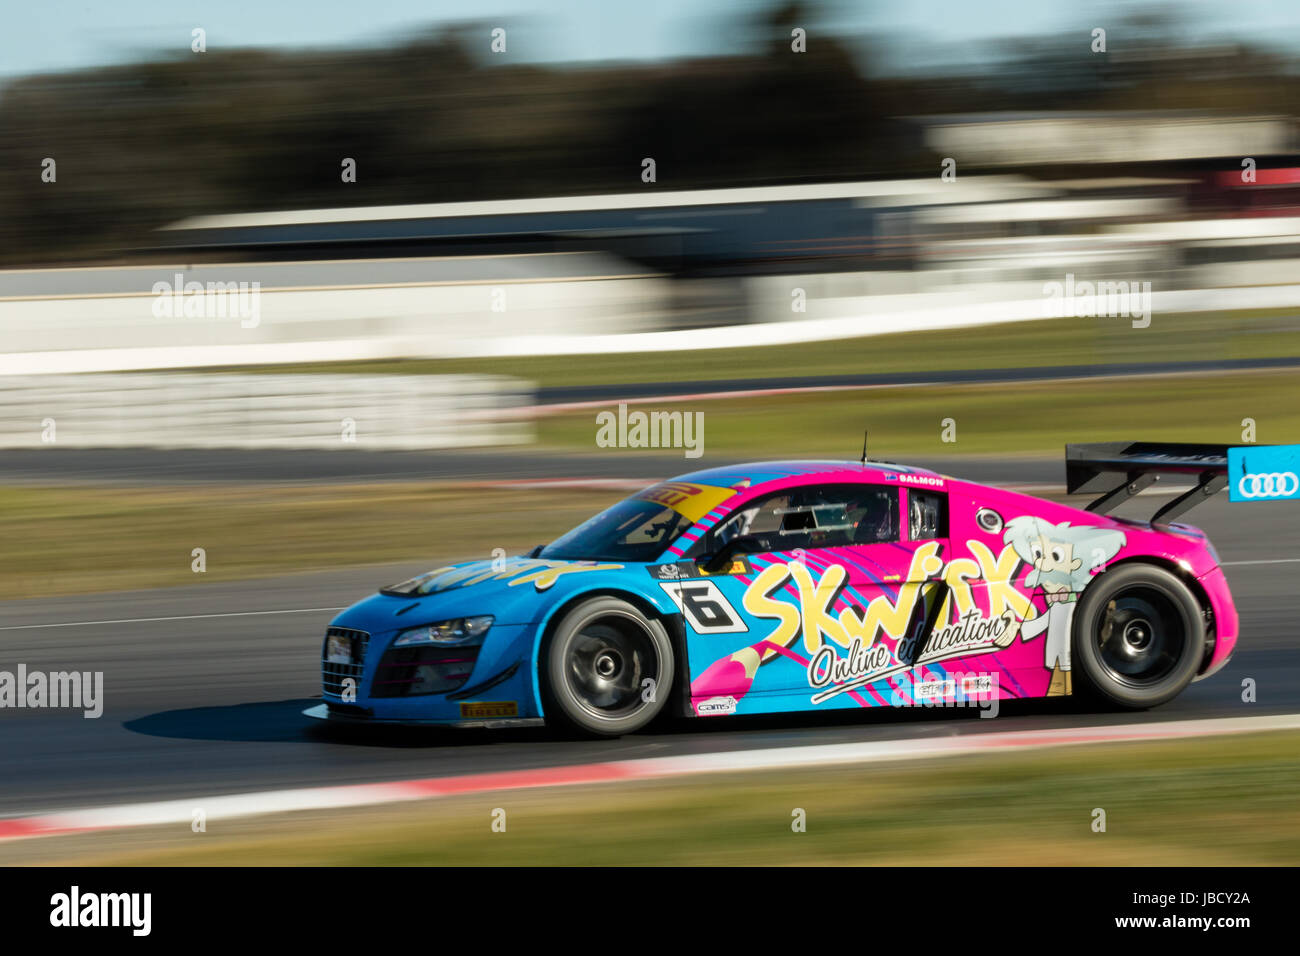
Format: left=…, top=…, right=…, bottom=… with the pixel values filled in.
left=1071, top=563, right=1205, bottom=709
left=542, top=597, right=675, bottom=737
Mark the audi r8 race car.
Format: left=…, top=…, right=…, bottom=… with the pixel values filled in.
left=304, top=441, right=1279, bottom=737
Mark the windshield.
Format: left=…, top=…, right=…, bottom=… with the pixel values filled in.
left=540, top=498, right=694, bottom=562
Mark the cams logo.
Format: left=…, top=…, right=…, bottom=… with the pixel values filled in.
left=696, top=695, right=738, bottom=715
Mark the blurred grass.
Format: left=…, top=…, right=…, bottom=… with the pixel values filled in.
left=533, top=369, right=1300, bottom=457
left=8, top=730, right=1297, bottom=865
left=238, top=310, right=1300, bottom=387
left=0, top=483, right=621, bottom=600
left=5, top=366, right=1299, bottom=599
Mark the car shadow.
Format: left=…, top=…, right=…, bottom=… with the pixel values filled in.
left=123, top=694, right=1107, bottom=749
left=123, top=698, right=551, bottom=748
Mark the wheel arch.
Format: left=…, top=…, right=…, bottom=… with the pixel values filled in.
left=1084, top=555, right=1216, bottom=673
left=529, top=586, right=690, bottom=719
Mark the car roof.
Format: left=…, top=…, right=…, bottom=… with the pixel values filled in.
left=669, top=459, right=944, bottom=493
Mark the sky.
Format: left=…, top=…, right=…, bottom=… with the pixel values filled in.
left=4, top=0, right=1300, bottom=79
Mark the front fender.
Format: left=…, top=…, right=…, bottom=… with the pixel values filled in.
left=524, top=573, right=682, bottom=718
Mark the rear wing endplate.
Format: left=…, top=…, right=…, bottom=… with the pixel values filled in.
left=1065, top=441, right=1235, bottom=525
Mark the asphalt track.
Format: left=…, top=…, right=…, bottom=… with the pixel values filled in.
left=1, top=463, right=1298, bottom=824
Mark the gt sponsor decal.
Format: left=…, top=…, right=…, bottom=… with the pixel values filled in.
left=459, top=701, right=519, bottom=719
left=647, top=558, right=750, bottom=581
left=913, top=678, right=955, bottom=700
left=896, top=474, right=945, bottom=489
left=913, top=673, right=996, bottom=702
left=961, top=673, right=995, bottom=696
left=660, top=580, right=748, bottom=633
left=696, top=695, right=738, bottom=716
left=636, top=481, right=736, bottom=523
left=702, top=558, right=749, bottom=576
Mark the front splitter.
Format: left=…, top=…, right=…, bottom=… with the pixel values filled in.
left=303, top=702, right=545, bottom=730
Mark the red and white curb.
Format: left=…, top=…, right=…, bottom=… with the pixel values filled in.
left=2, top=713, right=1297, bottom=843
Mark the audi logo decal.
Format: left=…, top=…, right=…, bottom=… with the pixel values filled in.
left=1237, top=471, right=1300, bottom=499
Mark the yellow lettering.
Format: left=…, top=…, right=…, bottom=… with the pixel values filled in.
left=940, top=557, right=981, bottom=619
left=742, top=564, right=800, bottom=658
left=507, top=563, right=623, bottom=590
left=968, top=541, right=1034, bottom=619
left=789, top=562, right=848, bottom=654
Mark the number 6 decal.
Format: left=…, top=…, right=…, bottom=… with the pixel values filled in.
left=659, top=581, right=749, bottom=634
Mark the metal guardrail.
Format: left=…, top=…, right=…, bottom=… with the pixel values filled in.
left=0, top=373, right=532, bottom=449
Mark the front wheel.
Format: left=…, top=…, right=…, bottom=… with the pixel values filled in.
left=542, top=597, right=674, bottom=737
left=1071, top=564, right=1205, bottom=709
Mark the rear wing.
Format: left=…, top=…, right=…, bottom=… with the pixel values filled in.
left=1065, top=441, right=1236, bottom=524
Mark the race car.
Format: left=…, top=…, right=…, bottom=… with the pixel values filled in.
left=303, top=441, right=1261, bottom=737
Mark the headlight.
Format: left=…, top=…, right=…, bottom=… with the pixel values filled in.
left=393, top=615, right=494, bottom=647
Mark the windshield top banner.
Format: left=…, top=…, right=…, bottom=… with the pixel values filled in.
left=636, top=481, right=738, bottom=523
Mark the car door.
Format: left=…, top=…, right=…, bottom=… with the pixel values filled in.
left=671, top=482, right=937, bottom=715
left=793, top=481, right=952, bottom=710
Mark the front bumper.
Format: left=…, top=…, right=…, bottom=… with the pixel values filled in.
left=315, top=621, right=545, bottom=724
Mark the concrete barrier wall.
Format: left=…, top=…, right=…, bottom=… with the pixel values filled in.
left=0, top=259, right=670, bottom=373
left=0, top=373, right=533, bottom=449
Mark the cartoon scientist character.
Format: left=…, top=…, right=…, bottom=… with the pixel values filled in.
left=1003, top=516, right=1125, bottom=696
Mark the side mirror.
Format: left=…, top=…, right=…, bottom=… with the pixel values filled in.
left=527, top=545, right=545, bottom=558
left=701, top=535, right=761, bottom=573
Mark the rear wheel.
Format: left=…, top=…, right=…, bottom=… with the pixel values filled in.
left=1072, top=564, right=1205, bottom=708
left=542, top=597, right=674, bottom=737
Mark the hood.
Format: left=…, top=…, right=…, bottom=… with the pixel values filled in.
left=330, top=555, right=634, bottom=634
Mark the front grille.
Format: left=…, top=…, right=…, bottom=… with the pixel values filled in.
left=322, top=626, right=370, bottom=698
left=370, top=644, right=481, bottom=698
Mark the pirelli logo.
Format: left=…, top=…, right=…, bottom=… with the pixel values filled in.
left=459, top=701, right=519, bottom=719
left=636, top=481, right=737, bottom=523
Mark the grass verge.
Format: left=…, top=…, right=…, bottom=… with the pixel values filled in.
left=0, top=483, right=620, bottom=600
left=534, top=369, right=1300, bottom=457
left=5, top=730, right=1297, bottom=865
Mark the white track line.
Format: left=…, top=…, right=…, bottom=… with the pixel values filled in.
left=0, top=607, right=348, bottom=631
left=2, top=713, right=1297, bottom=843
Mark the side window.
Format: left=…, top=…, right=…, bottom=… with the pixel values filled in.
left=908, top=490, right=949, bottom=540
left=704, top=484, right=899, bottom=554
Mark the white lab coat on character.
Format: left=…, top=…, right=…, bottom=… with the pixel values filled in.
left=1019, top=600, right=1075, bottom=670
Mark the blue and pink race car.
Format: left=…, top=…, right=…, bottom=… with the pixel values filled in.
left=305, top=442, right=1273, bottom=736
